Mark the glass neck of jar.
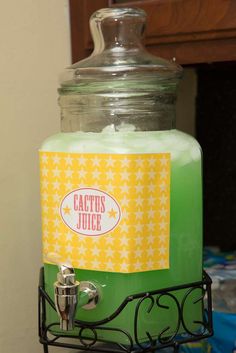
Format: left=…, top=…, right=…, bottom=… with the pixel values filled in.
left=59, top=81, right=177, bottom=133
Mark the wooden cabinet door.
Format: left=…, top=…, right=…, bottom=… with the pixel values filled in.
left=70, top=0, right=236, bottom=64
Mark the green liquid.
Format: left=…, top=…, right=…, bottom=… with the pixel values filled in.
left=41, top=129, right=202, bottom=344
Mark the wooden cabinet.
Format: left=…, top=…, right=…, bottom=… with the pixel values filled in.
left=69, top=1, right=236, bottom=249
left=69, top=0, right=236, bottom=64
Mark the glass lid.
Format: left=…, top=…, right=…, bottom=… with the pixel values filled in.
left=61, top=8, right=182, bottom=87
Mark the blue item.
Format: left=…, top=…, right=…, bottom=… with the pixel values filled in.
left=207, top=312, right=236, bottom=353
left=179, top=341, right=204, bottom=352
left=180, top=312, right=236, bottom=353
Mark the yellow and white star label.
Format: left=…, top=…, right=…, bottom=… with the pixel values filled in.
left=39, top=151, right=170, bottom=273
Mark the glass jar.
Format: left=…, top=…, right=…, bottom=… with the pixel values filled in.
left=40, top=8, right=202, bottom=345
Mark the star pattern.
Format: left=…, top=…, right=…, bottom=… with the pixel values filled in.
left=40, top=152, right=170, bottom=273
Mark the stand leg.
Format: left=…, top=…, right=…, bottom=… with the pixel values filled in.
left=43, top=344, right=49, bottom=353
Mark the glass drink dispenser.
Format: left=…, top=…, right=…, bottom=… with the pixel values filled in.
left=39, top=8, right=203, bottom=344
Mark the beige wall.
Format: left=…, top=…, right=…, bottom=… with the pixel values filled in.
left=0, top=1, right=70, bottom=352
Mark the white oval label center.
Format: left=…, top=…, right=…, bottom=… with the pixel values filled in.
left=60, top=188, right=121, bottom=236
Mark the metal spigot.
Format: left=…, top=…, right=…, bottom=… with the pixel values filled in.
left=54, top=265, right=99, bottom=331
left=54, top=265, right=79, bottom=330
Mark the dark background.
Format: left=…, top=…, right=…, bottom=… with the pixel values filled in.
left=196, top=63, right=236, bottom=250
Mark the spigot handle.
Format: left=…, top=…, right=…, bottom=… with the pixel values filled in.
left=57, top=265, right=78, bottom=286
left=54, top=266, right=80, bottom=331
left=46, top=252, right=99, bottom=331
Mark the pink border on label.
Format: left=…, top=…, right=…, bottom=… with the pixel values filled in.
left=59, top=187, right=122, bottom=236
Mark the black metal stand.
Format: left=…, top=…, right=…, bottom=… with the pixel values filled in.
left=38, top=268, right=213, bottom=353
